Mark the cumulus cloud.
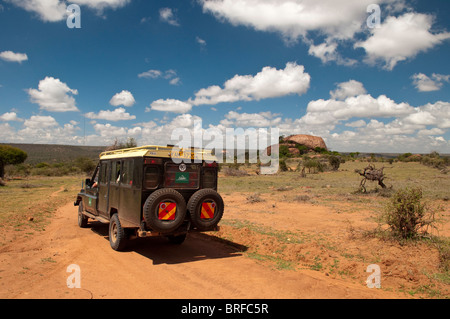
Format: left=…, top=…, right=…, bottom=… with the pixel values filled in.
left=355, top=13, right=450, bottom=70
left=200, top=0, right=376, bottom=43
left=200, top=1, right=449, bottom=68
left=190, top=62, right=310, bottom=105
left=109, top=90, right=135, bottom=107
left=147, top=99, right=192, bottom=114
left=27, top=76, right=79, bottom=112
left=0, top=112, right=23, bottom=122
left=411, top=73, right=450, bottom=92
left=23, top=115, right=58, bottom=128
left=7, top=0, right=130, bottom=22
left=220, top=111, right=282, bottom=127
left=330, top=80, right=367, bottom=100
left=0, top=50, right=28, bottom=63
left=302, top=94, right=414, bottom=126
left=85, top=107, right=136, bottom=121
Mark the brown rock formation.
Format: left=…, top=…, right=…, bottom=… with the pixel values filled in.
left=266, top=134, right=327, bottom=156
left=284, top=134, right=327, bottom=150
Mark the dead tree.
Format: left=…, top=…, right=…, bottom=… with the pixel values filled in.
left=355, top=164, right=386, bottom=192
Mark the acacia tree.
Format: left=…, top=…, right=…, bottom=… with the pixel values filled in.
left=0, top=145, right=28, bottom=180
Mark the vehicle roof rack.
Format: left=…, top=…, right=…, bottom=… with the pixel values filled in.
left=99, top=145, right=216, bottom=161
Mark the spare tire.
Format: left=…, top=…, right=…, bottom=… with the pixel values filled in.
left=187, top=189, right=224, bottom=231
left=143, top=188, right=187, bottom=233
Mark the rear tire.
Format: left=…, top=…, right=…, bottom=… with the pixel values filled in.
left=187, top=189, right=224, bottom=231
left=143, top=188, right=187, bottom=233
left=109, top=214, right=127, bottom=251
left=78, top=202, right=89, bottom=228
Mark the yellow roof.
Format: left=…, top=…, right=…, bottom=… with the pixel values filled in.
left=99, top=145, right=217, bottom=162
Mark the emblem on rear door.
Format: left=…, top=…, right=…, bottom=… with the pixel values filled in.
left=179, top=163, right=186, bottom=172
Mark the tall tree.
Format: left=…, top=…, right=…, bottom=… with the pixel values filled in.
left=0, top=145, right=28, bottom=179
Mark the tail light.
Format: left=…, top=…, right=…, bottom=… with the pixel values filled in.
left=203, top=161, right=217, bottom=167
left=145, top=158, right=162, bottom=165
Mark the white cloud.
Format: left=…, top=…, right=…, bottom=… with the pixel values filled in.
left=196, top=36, right=207, bottom=46
left=302, top=94, right=414, bottom=126
left=148, top=99, right=192, bottom=113
left=190, top=62, right=310, bottom=106
left=0, top=112, right=23, bottom=122
left=23, top=115, right=58, bottom=129
left=109, top=90, right=135, bottom=107
left=138, top=69, right=162, bottom=79
left=355, top=13, right=450, bottom=70
left=7, top=0, right=130, bottom=22
left=73, top=0, right=130, bottom=11
left=27, top=76, right=79, bottom=112
left=345, top=119, right=366, bottom=128
left=7, top=0, right=67, bottom=22
left=85, top=107, right=136, bottom=121
left=200, top=0, right=377, bottom=43
left=138, top=69, right=180, bottom=85
left=308, top=41, right=357, bottom=66
left=0, top=50, right=28, bottom=63
left=421, top=101, right=450, bottom=129
left=330, top=80, right=367, bottom=100
left=220, top=111, right=282, bottom=127
left=169, top=77, right=181, bottom=86
left=411, top=73, right=450, bottom=92
left=159, top=7, right=179, bottom=26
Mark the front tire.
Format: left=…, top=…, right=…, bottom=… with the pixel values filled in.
left=109, top=214, right=127, bottom=251
left=78, top=202, right=89, bottom=228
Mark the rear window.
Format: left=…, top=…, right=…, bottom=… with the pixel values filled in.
left=144, top=166, right=160, bottom=189
left=164, top=163, right=199, bottom=188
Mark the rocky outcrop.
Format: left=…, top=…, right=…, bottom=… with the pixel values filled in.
left=283, top=134, right=327, bottom=150
left=266, top=134, right=327, bottom=156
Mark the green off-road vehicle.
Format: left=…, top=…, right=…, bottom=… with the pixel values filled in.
left=74, top=145, right=223, bottom=251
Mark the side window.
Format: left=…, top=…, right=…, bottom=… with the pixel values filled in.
left=111, top=161, right=121, bottom=184
left=99, top=162, right=106, bottom=184
left=122, top=159, right=134, bottom=186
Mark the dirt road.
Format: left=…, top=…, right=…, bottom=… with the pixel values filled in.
left=0, top=200, right=402, bottom=299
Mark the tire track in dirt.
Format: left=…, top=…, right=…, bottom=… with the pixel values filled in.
left=0, top=201, right=401, bottom=299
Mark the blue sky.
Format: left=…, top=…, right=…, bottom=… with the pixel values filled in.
left=0, top=0, right=449, bottom=153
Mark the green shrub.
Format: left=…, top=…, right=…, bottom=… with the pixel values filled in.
left=279, top=159, right=288, bottom=172
left=328, top=155, right=341, bottom=171
left=381, top=187, right=437, bottom=239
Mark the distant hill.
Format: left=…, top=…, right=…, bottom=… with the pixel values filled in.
left=0, top=143, right=106, bottom=165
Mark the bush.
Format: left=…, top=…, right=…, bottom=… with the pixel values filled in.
left=279, top=159, right=288, bottom=172
left=222, top=167, right=248, bottom=177
left=75, top=157, right=97, bottom=174
left=328, top=155, right=341, bottom=171
left=381, top=187, right=437, bottom=239
left=304, top=159, right=325, bottom=173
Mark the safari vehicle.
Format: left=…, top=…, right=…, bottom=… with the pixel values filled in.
left=74, top=145, right=223, bottom=251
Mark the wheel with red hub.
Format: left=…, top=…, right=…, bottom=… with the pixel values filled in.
left=143, top=188, right=187, bottom=233
left=187, top=189, right=224, bottom=231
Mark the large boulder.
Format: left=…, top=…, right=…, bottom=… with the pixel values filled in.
left=283, top=134, right=327, bottom=150
left=266, top=134, right=327, bottom=156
